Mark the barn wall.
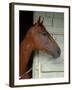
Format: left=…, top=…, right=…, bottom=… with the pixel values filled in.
left=33, top=12, right=64, bottom=78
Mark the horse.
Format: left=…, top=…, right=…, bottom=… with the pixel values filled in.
left=19, top=16, right=61, bottom=79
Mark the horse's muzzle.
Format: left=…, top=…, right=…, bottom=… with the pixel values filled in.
left=53, top=48, right=61, bottom=58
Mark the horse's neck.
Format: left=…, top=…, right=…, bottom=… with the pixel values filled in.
left=20, top=37, right=33, bottom=77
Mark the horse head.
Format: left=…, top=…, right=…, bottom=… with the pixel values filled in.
left=27, top=16, right=61, bottom=58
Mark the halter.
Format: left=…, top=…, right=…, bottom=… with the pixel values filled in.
left=19, top=67, right=32, bottom=79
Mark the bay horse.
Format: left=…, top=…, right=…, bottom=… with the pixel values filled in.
left=19, top=16, right=61, bottom=79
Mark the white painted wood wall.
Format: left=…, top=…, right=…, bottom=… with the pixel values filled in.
left=33, top=12, right=64, bottom=79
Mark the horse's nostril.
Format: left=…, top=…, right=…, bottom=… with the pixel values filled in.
left=57, top=49, right=60, bottom=55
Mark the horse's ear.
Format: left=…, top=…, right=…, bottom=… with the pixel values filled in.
left=41, top=17, right=44, bottom=24
left=33, top=16, right=41, bottom=25
left=34, top=16, right=43, bottom=25
left=37, top=16, right=41, bottom=23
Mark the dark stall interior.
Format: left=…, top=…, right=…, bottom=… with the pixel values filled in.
left=19, top=11, right=33, bottom=43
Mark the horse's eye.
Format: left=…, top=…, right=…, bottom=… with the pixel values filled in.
left=42, top=32, right=48, bottom=36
